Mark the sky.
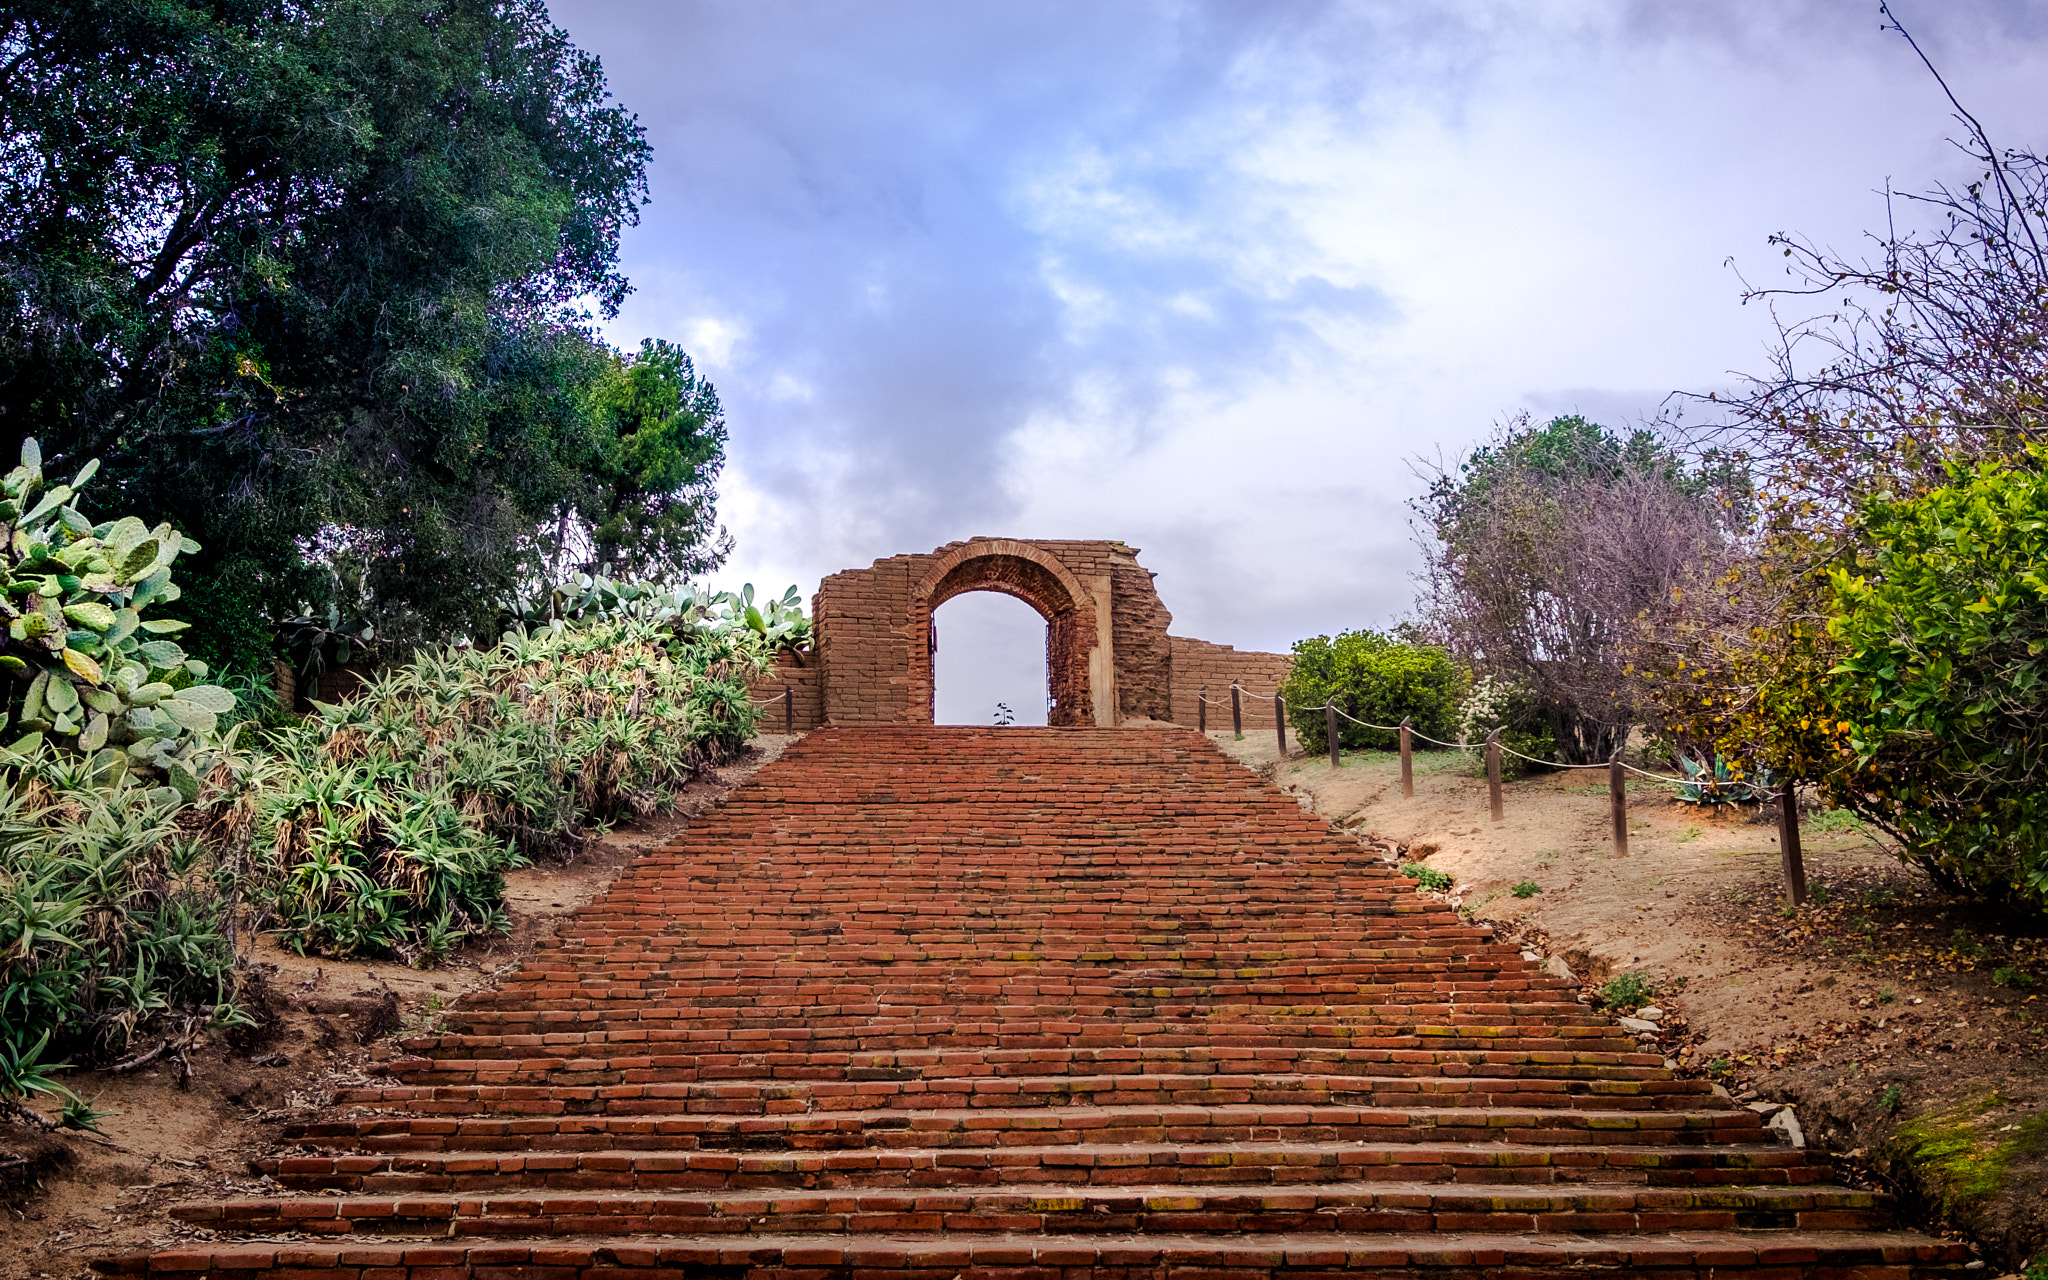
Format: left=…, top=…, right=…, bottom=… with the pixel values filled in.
left=549, top=0, right=2048, bottom=722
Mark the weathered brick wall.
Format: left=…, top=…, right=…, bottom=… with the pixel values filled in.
left=1110, top=553, right=1173, bottom=721
left=745, top=651, right=825, bottom=732
left=1167, top=636, right=1295, bottom=729
left=815, top=537, right=1176, bottom=727
left=815, top=551, right=923, bottom=725
left=811, top=536, right=1286, bottom=729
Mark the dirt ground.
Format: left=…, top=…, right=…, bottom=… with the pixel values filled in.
left=1211, top=730, right=2048, bottom=1274
left=0, top=735, right=796, bottom=1280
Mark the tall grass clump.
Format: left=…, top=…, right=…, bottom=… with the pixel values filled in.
left=251, top=618, right=760, bottom=962
left=0, top=437, right=262, bottom=1120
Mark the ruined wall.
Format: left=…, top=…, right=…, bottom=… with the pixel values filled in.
left=811, top=536, right=1293, bottom=730
left=745, top=651, right=826, bottom=732
left=814, top=537, right=1174, bottom=726
left=1109, top=555, right=1173, bottom=722
left=1167, top=636, right=1295, bottom=729
left=814, top=552, right=925, bottom=725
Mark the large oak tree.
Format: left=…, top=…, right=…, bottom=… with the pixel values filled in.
left=0, top=0, right=725, bottom=664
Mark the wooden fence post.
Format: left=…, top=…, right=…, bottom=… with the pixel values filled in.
left=1325, top=699, right=1339, bottom=769
left=1231, top=681, right=1242, bottom=737
left=1779, top=778, right=1807, bottom=907
left=1486, top=729, right=1504, bottom=822
left=1198, top=687, right=1207, bottom=733
left=1610, top=752, right=1629, bottom=856
left=784, top=683, right=794, bottom=736
left=1399, top=718, right=1414, bottom=797
left=1274, top=693, right=1286, bottom=756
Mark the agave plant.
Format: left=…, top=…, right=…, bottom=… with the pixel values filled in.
left=1674, top=753, right=1777, bottom=806
left=253, top=617, right=761, bottom=964
left=0, top=737, right=252, bottom=1123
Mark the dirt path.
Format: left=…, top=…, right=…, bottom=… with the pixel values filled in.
left=0, top=735, right=799, bottom=1280
left=1213, top=731, right=1925, bottom=1054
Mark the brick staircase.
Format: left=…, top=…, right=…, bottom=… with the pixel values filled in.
left=99, top=726, right=1970, bottom=1279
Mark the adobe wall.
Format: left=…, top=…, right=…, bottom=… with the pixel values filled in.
left=808, top=536, right=1290, bottom=730
left=746, top=652, right=826, bottom=732
left=813, top=537, right=1174, bottom=727
left=1167, top=636, right=1295, bottom=729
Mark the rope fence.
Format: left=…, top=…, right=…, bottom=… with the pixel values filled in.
left=1194, top=678, right=1810, bottom=901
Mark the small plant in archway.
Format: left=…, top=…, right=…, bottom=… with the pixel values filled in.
left=993, top=702, right=1015, bottom=726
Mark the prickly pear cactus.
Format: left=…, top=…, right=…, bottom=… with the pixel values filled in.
left=0, top=438, right=236, bottom=796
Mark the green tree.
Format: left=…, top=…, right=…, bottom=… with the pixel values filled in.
left=0, top=0, right=723, bottom=661
left=1416, top=414, right=1744, bottom=763
left=579, top=340, right=731, bottom=578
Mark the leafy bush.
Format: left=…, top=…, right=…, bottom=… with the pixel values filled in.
left=252, top=618, right=759, bottom=961
left=1283, top=630, right=1465, bottom=754
left=1511, top=880, right=1541, bottom=899
left=1821, top=449, right=2048, bottom=909
left=0, top=441, right=238, bottom=795
left=0, top=738, right=258, bottom=1115
left=0, top=440, right=260, bottom=1123
left=505, top=576, right=812, bottom=657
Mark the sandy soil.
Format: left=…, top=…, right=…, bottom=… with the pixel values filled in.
left=0, top=734, right=798, bottom=1280
left=1209, top=730, right=2048, bottom=1272
left=1210, top=730, right=1923, bottom=1055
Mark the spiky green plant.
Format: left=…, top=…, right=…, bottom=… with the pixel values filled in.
left=0, top=736, right=255, bottom=1125
left=253, top=618, right=762, bottom=962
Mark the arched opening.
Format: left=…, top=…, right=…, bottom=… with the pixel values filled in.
left=932, top=591, right=1050, bottom=726
left=912, top=548, right=1095, bottom=726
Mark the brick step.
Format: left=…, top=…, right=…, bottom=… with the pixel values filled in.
left=167, top=1179, right=1898, bottom=1239
left=390, top=1028, right=1645, bottom=1060
left=486, top=961, right=1540, bottom=980
left=497, top=940, right=1520, bottom=958
left=461, top=982, right=1579, bottom=1007
left=285, top=1103, right=1767, bottom=1154
left=428, top=1007, right=1604, bottom=1039
left=477, top=944, right=1528, bottom=969
left=438, top=1007, right=1634, bottom=1036
left=453, top=988, right=1599, bottom=1014
left=549, top=896, right=1471, bottom=909
left=379, top=1043, right=1678, bottom=1085
left=89, top=1229, right=1976, bottom=1278
left=458, top=977, right=1572, bottom=1004
left=98, top=725, right=1950, bottom=1279
left=252, top=1140, right=1833, bottom=1194
left=472, top=963, right=1559, bottom=987
left=332, top=1071, right=1724, bottom=1115
left=399, top=1023, right=1638, bottom=1056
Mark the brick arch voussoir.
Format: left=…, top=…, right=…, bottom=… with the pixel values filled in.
left=909, top=539, right=1098, bottom=727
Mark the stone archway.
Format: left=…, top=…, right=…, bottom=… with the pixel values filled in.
left=911, top=541, right=1097, bottom=727
left=798, top=535, right=1294, bottom=729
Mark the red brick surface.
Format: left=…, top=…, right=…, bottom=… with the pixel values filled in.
left=100, top=728, right=1972, bottom=1278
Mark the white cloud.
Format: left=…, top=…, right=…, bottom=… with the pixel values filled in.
left=558, top=0, right=2048, bottom=668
